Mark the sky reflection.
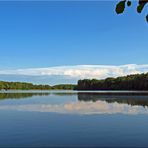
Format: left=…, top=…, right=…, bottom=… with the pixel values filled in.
left=0, top=100, right=148, bottom=115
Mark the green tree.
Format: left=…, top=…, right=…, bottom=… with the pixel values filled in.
left=75, top=73, right=148, bottom=91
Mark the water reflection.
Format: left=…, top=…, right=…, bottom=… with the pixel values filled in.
left=0, top=92, right=50, bottom=100
left=0, top=100, right=148, bottom=115
left=0, top=92, right=148, bottom=115
left=0, top=91, right=76, bottom=100
left=78, top=93, right=148, bottom=107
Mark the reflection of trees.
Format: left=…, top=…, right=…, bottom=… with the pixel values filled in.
left=52, top=92, right=76, bottom=96
left=0, top=92, right=76, bottom=100
left=0, top=93, right=50, bottom=100
left=78, top=93, right=148, bottom=107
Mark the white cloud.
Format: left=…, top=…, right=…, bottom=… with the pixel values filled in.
left=0, top=64, right=148, bottom=80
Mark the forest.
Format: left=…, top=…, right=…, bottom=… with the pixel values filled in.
left=75, top=73, right=148, bottom=90
left=1, top=72, right=148, bottom=91
left=0, top=81, right=76, bottom=90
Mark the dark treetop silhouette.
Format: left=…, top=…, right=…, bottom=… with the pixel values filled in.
left=116, top=0, right=148, bottom=22
left=75, top=72, right=148, bottom=90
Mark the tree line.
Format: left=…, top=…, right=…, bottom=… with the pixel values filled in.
left=1, top=72, right=148, bottom=91
left=75, top=73, right=148, bottom=90
left=0, top=81, right=76, bottom=90
left=51, top=84, right=76, bottom=90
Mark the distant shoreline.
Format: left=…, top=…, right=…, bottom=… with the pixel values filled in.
left=75, top=72, right=148, bottom=91
left=1, top=90, right=148, bottom=95
left=1, top=72, right=148, bottom=92
left=0, top=81, right=76, bottom=90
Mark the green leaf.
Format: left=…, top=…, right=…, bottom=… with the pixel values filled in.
left=146, top=14, right=148, bottom=23
left=116, top=0, right=126, bottom=14
left=137, top=1, right=148, bottom=13
left=137, top=4, right=143, bottom=13
left=127, top=1, right=131, bottom=7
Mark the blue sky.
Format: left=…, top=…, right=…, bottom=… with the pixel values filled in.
left=0, top=1, right=148, bottom=84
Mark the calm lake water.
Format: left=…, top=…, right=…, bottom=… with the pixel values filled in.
left=0, top=91, right=148, bottom=147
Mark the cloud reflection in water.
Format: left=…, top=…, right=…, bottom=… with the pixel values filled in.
left=0, top=100, right=148, bottom=115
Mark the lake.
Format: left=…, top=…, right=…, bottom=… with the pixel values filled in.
left=0, top=91, right=148, bottom=147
